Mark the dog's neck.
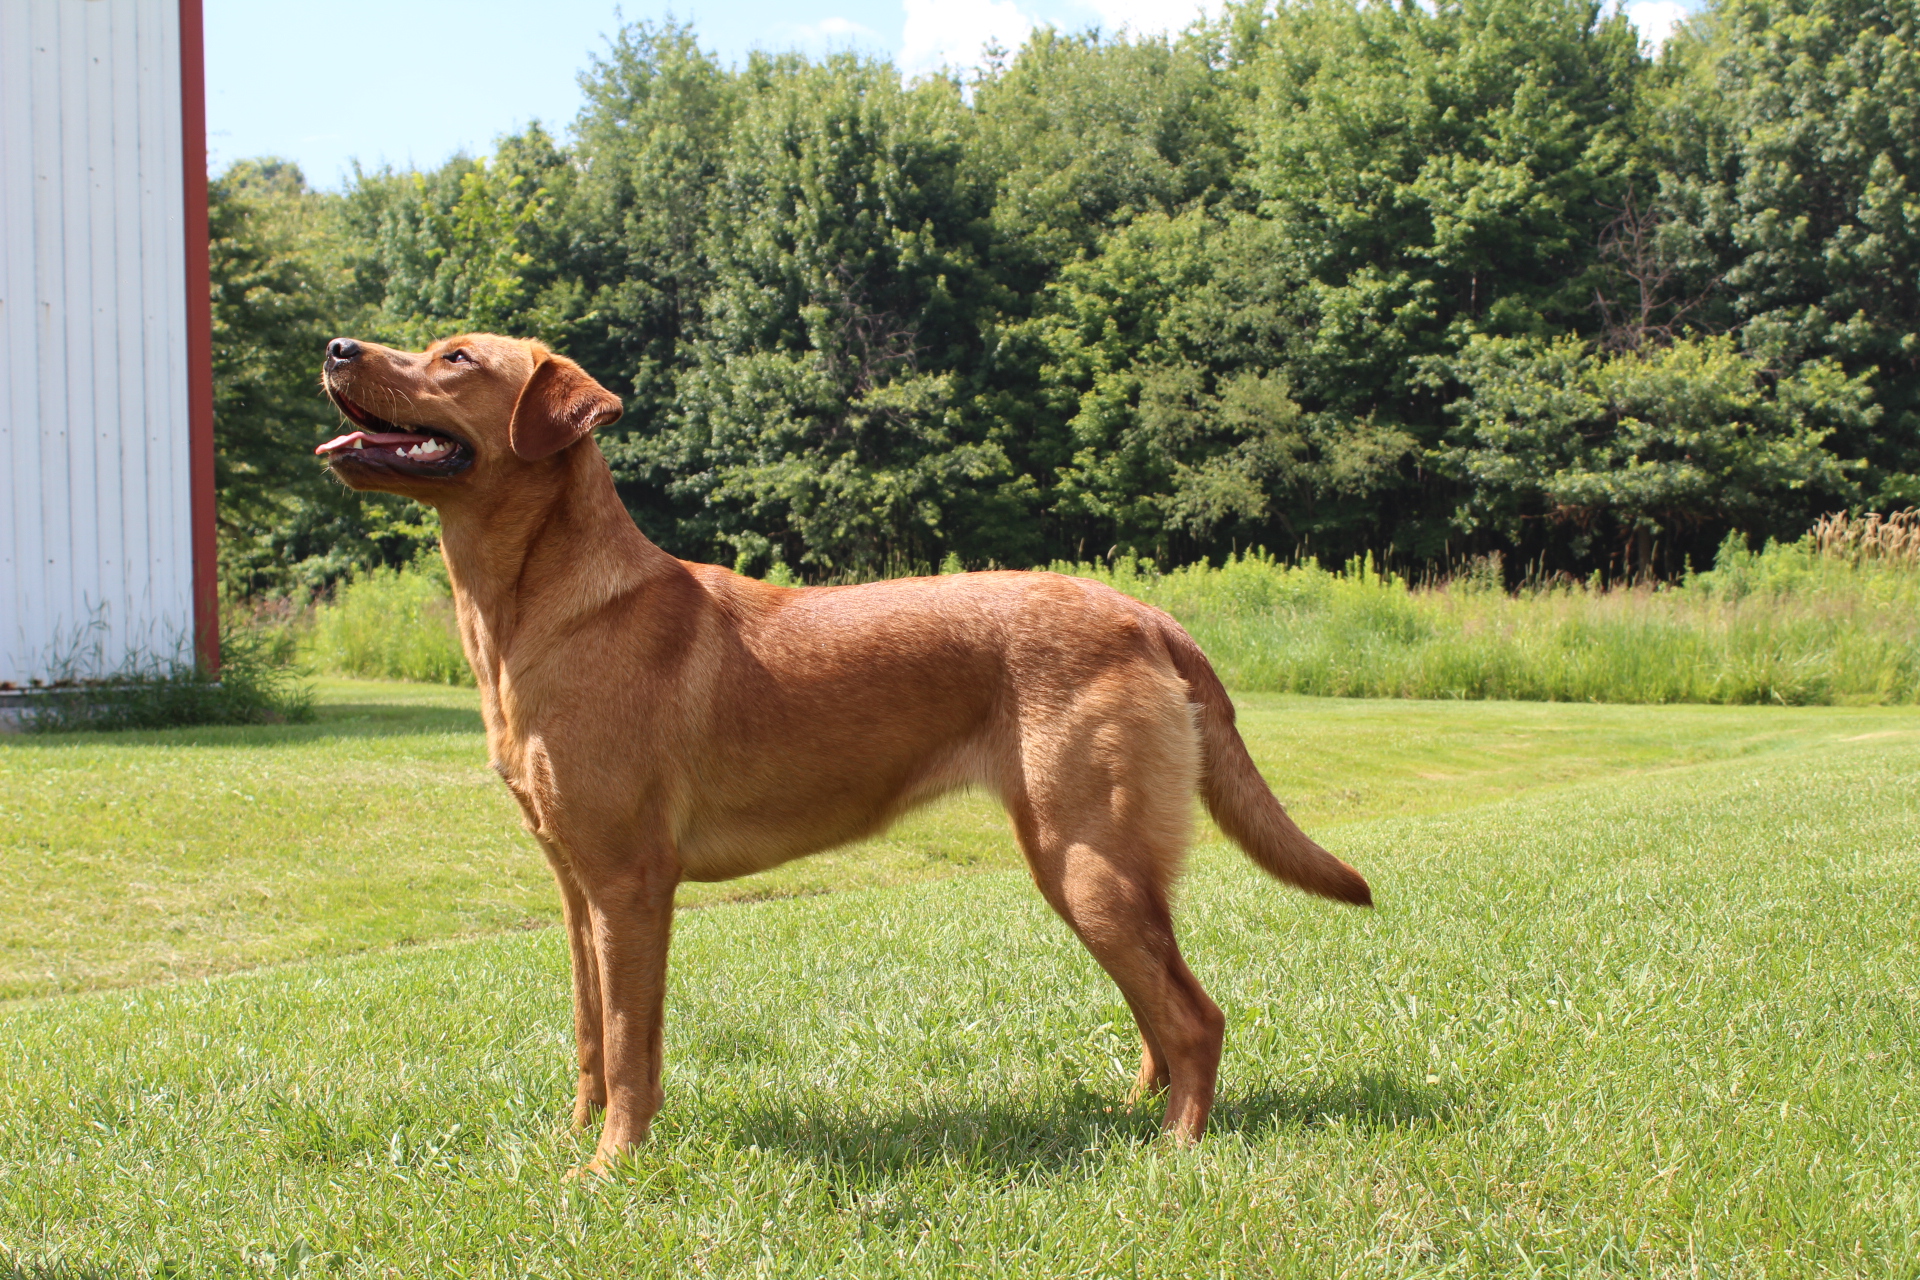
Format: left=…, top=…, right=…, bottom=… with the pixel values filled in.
left=435, top=440, right=680, bottom=700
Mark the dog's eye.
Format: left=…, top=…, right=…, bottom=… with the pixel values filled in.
left=444, top=349, right=472, bottom=365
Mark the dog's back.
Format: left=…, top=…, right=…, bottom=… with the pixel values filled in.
left=657, top=565, right=1368, bottom=907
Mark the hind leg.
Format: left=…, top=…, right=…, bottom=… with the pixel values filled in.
left=1015, top=818, right=1224, bottom=1140
left=1004, top=697, right=1224, bottom=1138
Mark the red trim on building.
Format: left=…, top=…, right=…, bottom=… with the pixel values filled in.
left=179, top=0, right=218, bottom=670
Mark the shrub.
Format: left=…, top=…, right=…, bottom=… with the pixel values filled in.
left=304, top=558, right=471, bottom=685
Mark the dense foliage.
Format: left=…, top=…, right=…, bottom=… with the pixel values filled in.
left=211, top=0, right=1920, bottom=592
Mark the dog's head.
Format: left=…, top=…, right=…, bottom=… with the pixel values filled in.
left=315, top=333, right=623, bottom=505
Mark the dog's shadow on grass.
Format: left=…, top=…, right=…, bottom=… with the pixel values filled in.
left=716, top=1071, right=1466, bottom=1182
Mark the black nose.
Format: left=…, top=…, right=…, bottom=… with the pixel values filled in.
left=326, top=337, right=361, bottom=363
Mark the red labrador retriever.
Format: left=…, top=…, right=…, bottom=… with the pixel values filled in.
left=316, top=333, right=1370, bottom=1174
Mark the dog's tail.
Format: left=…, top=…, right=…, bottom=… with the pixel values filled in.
left=1154, top=613, right=1373, bottom=907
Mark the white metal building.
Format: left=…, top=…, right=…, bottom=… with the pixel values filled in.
left=0, top=0, right=215, bottom=686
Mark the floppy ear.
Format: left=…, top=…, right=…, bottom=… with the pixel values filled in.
left=508, top=353, right=624, bottom=461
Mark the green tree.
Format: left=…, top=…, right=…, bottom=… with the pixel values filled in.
left=1230, top=0, right=1647, bottom=559
left=1440, top=333, right=1872, bottom=573
left=1241, top=0, right=1643, bottom=402
left=962, top=30, right=1250, bottom=561
left=972, top=29, right=1244, bottom=283
left=1653, top=0, right=1920, bottom=502
left=1032, top=210, right=1412, bottom=561
left=562, top=23, right=739, bottom=545
left=657, top=55, right=1021, bottom=573
left=339, top=128, right=566, bottom=347
left=209, top=160, right=427, bottom=595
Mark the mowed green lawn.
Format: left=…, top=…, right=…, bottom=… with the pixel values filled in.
left=1, top=684, right=1916, bottom=1276
left=5, top=679, right=1911, bottom=1000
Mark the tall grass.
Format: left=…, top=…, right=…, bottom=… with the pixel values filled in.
left=299, top=528, right=1919, bottom=704
left=20, top=630, right=314, bottom=732
left=1057, top=533, right=1920, bottom=704
left=304, top=558, right=471, bottom=685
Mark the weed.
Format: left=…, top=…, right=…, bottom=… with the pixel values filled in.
left=20, top=630, right=313, bottom=734
left=1809, top=507, right=1920, bottom=563
left=304, top=555, right=469, bottom=685
left=1056, top=532, right=1920, bottom=704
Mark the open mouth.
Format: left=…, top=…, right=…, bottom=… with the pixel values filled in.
left=316, top=389, right=472, bottom=475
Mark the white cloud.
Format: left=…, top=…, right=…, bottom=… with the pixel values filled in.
left=901, top=0, right=1037, bottom=76
left=770, top=14, right=889, bottom=53
left=1622, top=0, right=1691, bottom=50
left=898, top=0, right=1225, bottom=79
left=815, top=16, right=884, bottom=39
left=1076, top=0, right=1217, bottom=38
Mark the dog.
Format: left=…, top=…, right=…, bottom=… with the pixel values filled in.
left=316, top=333, right=1371, bottom=1174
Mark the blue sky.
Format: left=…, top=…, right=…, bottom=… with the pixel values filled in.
left=205, top=0, right=1695, bottom=191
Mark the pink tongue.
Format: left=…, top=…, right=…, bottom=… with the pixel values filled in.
left=315, top=429, right=433, bottom=456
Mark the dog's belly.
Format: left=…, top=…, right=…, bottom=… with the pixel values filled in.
left=671, top=735, right=996, bottom=882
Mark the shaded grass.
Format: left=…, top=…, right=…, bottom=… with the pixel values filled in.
left=6, top=680, right=1915, bottom=1001
left=0, top=732, right=1914, bottom=1275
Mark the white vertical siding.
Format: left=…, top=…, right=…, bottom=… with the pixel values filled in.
left=0, top=0, right=194, bottom=684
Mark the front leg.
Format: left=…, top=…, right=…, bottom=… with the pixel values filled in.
left=540, top=843, right=606, bottom=1128
left=582, top=857, right=680, bottom=1173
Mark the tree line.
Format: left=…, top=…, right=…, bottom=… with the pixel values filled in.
left=209, top=0, right=1920, bottom=594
